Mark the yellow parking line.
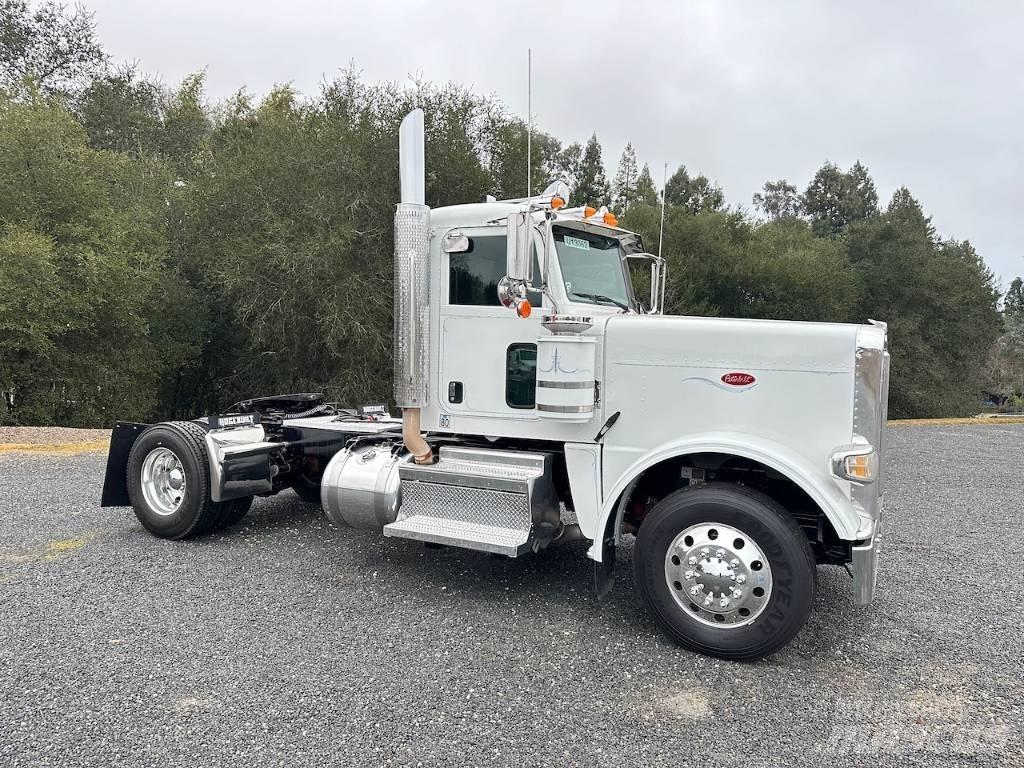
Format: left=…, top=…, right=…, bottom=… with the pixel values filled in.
left=0, top=532, right=98, bottom=564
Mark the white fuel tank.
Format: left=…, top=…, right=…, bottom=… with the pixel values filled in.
left=535, top=335, right=597, bottom=421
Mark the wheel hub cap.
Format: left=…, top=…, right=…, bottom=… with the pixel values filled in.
left=140, top=447, right=186, bottom=516
left=665, top=522, right=773, bottom=628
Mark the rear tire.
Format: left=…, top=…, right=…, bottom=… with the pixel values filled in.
left=291, top=472, right=323, bottom=504
left=633, top=483, right=815, bottom=661
left=215, top=496, right=253, bottom=530
left=126, top=421, right=236, bottom=540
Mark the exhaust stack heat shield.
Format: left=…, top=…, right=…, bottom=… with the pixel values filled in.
left=393, top=109, right=430, bottom=408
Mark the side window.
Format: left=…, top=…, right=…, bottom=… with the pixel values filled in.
left=506, top=343, right=537, bottom=409
left=449, top=235, right=543, bottom=306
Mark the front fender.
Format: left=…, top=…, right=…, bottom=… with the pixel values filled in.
left=588, top=431, right=857, bottom=562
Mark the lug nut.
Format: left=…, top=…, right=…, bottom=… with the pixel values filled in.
left=732, top=588, right=743, bottom=598
left=719, top=598, right=730, bottom=608
left=716, top=549, right=725, bottom=559
left=700, top=548, right=710, bottom=557
left=736, top=575, right=746, bottom=584
left=689, top=585, right=701, bottom=596
left=730, top=559, right=740, bottom=568
left=703, top=595, right=714, bottom=606
left=685, top=570, right=696, bottom=580
left=688, top=556, right=697, bottom=566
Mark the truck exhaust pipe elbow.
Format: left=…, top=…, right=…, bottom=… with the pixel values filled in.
left=402, top=408, right=433, bottom=465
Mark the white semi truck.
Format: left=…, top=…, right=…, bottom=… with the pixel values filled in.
left=101, top=110, right=889, bottom=660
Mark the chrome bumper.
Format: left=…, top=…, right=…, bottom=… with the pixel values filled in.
left=851, top=519, right=880, bottom=605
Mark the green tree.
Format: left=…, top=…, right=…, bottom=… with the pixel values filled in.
left=634, top=163, right=658, bottom=206
left=572, top=133, right=609, bottom=207
left=983, top=277, right=1024, bottom=409
left=845, top=214, right=1000, bottom=417
left=171, top=77, right=511, bottom=412
left=753, top=179, right=801, bottom=220
left=75, top=64, right=163, bottom=154
left=802, top=161, right=879, bottom=238
left=485, top=116, right=560, bottom=199
left=0, top=88, right=202, bottom=425
left=0, top=0, right=106, bottom=95
left=624, top=203, right=751, bottom=317
left=624, top=204, right=859, bottom=323
left=664, top=165, right=725, bottom=214
left=1004, top=277, right=1024, bottom=387
left=886, top=186, right=935, bottom=241
left=611, top=142, right=638, bottom=212
left=1006, top=278, right=1024, bottom=318
left=738, top=218, right=861, bottom=322
left=159, top=72, right=212, bottom=175
left=552, top=141, right=582, bottom=199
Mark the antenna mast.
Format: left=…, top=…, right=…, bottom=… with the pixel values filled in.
left=658, top=162, right=668, bottom=259
left=527, top=48, right=532, bottom=198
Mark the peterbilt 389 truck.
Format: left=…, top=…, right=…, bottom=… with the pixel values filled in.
left=101, top=110, right=889, bottom=660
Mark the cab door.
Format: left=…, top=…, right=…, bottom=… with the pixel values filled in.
left=439, top=228, right=545, bottom=419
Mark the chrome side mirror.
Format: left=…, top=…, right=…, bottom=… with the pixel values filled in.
left=624, top=252, right=667, bottom=315
left=506, top=211, right=533, bottom=282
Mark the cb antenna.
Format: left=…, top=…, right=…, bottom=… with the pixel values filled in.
left=527, top=48, right=532, bottom=198
left=658, top=162, right=668, bottom=260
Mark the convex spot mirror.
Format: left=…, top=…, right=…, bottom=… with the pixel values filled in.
left=443, top=229, right=470, bottom=253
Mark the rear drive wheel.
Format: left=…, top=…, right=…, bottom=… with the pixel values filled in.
left=633, top=483, right=815, bottom=661
left=127, top=421, right=235, bottom=540
left=216, top=495, right=253, bottom=530
left=291, top=472, right=323, bottom=504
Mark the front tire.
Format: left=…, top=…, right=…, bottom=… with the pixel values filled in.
left=127, top=421, right=240, bottom=540
left=633, top=483, right=815, bottom=661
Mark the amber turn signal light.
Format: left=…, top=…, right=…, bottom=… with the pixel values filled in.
left=516, top=299, right=532, bottom=318
left=603, top=212, right=618, bottom=227
left=551, top=196, right=565, bottom=210
left=584, top=206, right=597, bottom=218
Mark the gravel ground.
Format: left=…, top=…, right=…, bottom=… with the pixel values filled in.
left=1, top=425, right=1021, bottom=767
left=0, top=426, right=109, bottom=445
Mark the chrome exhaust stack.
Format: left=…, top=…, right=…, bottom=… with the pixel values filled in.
left=393, top=109, right=432, bottom=464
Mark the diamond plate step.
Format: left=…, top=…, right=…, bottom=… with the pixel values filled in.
left=383, top=516, right=529, bottom=557
left=383, top=447, right=558, bottom=557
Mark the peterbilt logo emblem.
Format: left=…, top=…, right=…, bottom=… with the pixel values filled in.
left=721, top=372, right=756, bottom=387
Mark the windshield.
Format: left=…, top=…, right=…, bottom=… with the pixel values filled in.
left=553, top=226, right=633, bottom=310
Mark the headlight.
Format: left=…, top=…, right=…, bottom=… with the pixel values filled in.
left=831, top=443, right=877, bottom=484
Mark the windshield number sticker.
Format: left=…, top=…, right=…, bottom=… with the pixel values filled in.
left=564, top=235, right=590, bottom=250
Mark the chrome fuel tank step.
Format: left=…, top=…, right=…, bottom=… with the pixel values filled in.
left=383, top=446, right=559, bottom=557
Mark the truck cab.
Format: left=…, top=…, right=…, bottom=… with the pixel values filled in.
left=101, top=109, right=889, bottom=661
left=428, top=201, right=641, bottom=432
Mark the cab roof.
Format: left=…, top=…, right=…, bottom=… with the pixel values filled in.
left=429, top=201, right=643, bottom=251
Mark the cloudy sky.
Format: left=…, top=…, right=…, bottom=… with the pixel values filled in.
left=88, top=0, right=1022, bottom=284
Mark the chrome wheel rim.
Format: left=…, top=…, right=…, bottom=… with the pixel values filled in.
left=664, top=522, right=773, bottom=628
left=141, top=447, right=186, bottom=516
